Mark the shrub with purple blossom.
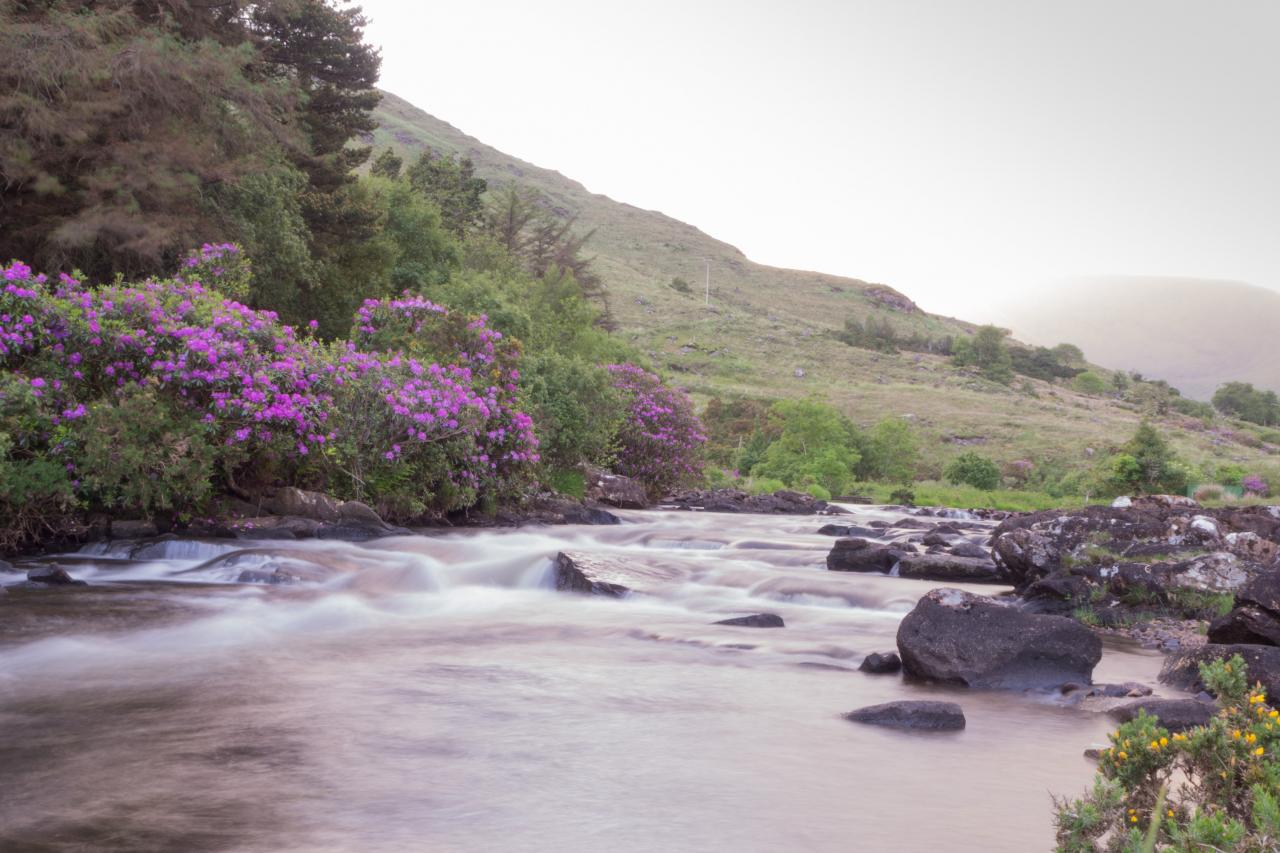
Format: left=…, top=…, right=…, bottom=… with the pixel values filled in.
left=1243, top=474, right=1269, bottom=497
left=0, top=249, right=541, bottom=546
left=606, top=363, right=705, bottom=496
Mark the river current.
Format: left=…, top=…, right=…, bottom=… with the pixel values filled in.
left=0, top=507, right=1165, bottom=852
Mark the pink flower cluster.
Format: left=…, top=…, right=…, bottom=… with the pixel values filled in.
left=606, top=363, right=705, bottom=495
left=0, top=253, right=540, bottom=513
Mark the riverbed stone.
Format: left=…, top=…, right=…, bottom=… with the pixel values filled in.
left=844, top=700, right=965, bottom=731
left=826, top=538, right=906, bottom=573
left=26, top=566, right=87, bottom=586
left=1109, top=698, right=1215, bottom=733
left=1208, top=606, right=1280, bottom=646
left=263, top=487, right=343, bottom=522
left=553, top=551, right=679, bottom=597
left=858, top=651, right=902, bottom=674
left=895, top=553, right=1002, bottom=583
left=110, top=519, right=158, bottom=539
left=896, top=588, right=1102, bottom=690
left=712, top=613, right=785, bottom=628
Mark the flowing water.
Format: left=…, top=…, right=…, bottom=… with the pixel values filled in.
left=0, top=508, right=1166, bottom=852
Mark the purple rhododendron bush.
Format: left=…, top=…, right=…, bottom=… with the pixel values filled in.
left=0, top=245, right=705, bottom=549
left=607, top=363, right=707, bottom=497
left=0, top=246, right=544, bottom=548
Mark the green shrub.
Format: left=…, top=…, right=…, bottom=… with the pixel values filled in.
left=747, top=477, right=786, bottom=495
left=750, top=399, right=861, bottom=496
left=804, top=483, right=832, bottom=501
left=1073, top=371, right=1108, bottom=394
left=943, top=452, right=1001, bottom=490
left=543, top=468, right=585, bottom=498
left=76, top=386, right=218, bottom=519
left=1054, top=654, right=1280, bottom=851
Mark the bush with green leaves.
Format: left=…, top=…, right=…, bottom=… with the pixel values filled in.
left=1054, top=654, right=1280, bottom=852
left=750, top=399, right=862, bottom=497
left=943, top=452, right=1002, bottom=490
left=1101, top=422, right=1188, bottom=496
left=857, top=417, right=919, bottom=484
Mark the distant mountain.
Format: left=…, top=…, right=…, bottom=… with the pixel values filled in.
left=369, top=90, right=1277, bottom=476
left=994, top=277, right=1280, bottom=401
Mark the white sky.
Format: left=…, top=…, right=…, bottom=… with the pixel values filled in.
left=360, top=0, right=1280, bottom=320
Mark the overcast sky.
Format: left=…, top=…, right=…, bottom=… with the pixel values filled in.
left=360, top=0, right=1280, bottom=319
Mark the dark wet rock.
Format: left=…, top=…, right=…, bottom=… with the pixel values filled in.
left=110, top=519, right=158, bottom=540
left=896, top=588, right=1102, bottom=690
left=921, top=532, right=954, bottom=547
left=316, top=501, right=409, bottom=542
left=832, top=495, right=873, bottom=504
left=858, top=651, right=902, bottom=674
left=1208, top=606, right=1280, bottom=646
left=1020, top=572, right=1092, bottom=614
left=844, top=700, right=965, bottom=731
left=1161, top=644, right=1280, bottom=699
left=232, top=515, right=321, bottom=540
left=584, top=466, right=648, bottom=509
left=713, top=613, right=785, bottom=628
left=1238, top=572, right=1280, bottom=614
left=553, top=551, right=679, bottom=597
left=263, top=487, right=343, bottom=522
left=817, top=523, right=880, bottom=538
left=1109, top=698, right=1215, bottom=733
left=0, top=559, right=16, bottom=574
left=235, top=568, right=300, bottom=585
left=895, top=554, right=1002, bottom=584
left=949, top=542, right=990, bottom=560
left=992, top=528, right=1060, bottom=587
left=1087, top=682, right=1154, bottom=698
left=826, top=538, right=906, bottom=573
left=26, top=566, right=87, bottom=586
left=891, top=518, right=933, bottom=530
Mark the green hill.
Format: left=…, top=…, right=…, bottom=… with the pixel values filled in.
left=370, top=90, right=1278, bottom=481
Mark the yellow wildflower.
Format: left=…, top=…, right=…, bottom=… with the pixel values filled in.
left=1118, top=751, right=1128, bottom=760
left=1159, top=737, right=1169, bottom=747
left=1257, top=747, right=1266, bottom=757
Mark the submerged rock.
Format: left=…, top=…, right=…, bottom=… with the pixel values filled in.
left=858, top=651, right=902, bottom=674
left=844, top=700, right=965, bottom=731
left=552, top=551, right=679, bottom=597
left=26, top=566, right=87, bottom=587
left=712, top=613, right=785, bottom=628
left=896, top=588, right=1102, bottom=690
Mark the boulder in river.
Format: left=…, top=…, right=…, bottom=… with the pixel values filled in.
left=553, top=551, right=680, bottom=597
left=895, top=554, right=1002, bottom=584
left=26, top=566, right=87, bottom=586
left=826, top=538, right=907, bottom=573
left=858, top=651, right=902, bottom=674
left=1108, top=698, right=1215, bottom=733
left=991, top=528, right=1060, bottom=587
left=1207, top=572, right=1280, bottom=646
left=896, top=588, right=1102, bottom=690
left=712, top=613, right=785, bottom=628
left=844, top=700, right=965, bottom=731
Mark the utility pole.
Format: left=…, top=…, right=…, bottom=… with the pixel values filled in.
left=704, top=258, right=710, bottom=306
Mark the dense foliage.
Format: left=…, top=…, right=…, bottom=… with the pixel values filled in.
left=1055, top=655, right=1280, bottom=851
left=943, top=452, right=1002, bottom=491
left=1214, top=382, right=1280, bottom=427
left=606, top=364, right=705, bottom=496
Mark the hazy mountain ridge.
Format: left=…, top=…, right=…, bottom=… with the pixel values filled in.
left=997, top=277, right=1280, bottom=401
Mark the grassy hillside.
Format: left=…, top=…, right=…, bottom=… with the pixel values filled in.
left=370, top=90, right=1278, bottom=481
left=996, top=276, right=1280, bottom=402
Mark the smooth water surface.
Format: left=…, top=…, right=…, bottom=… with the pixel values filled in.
left=0, top=508, right=1163, bottom=852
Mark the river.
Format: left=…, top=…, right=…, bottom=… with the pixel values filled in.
left=0, top=507, right=1165, bottom=852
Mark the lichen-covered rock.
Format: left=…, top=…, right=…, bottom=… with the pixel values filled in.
left=826, top=538, right=907, bottom=573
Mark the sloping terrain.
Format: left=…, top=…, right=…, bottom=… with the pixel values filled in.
left=370, top=90, right=1277, bottom=477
